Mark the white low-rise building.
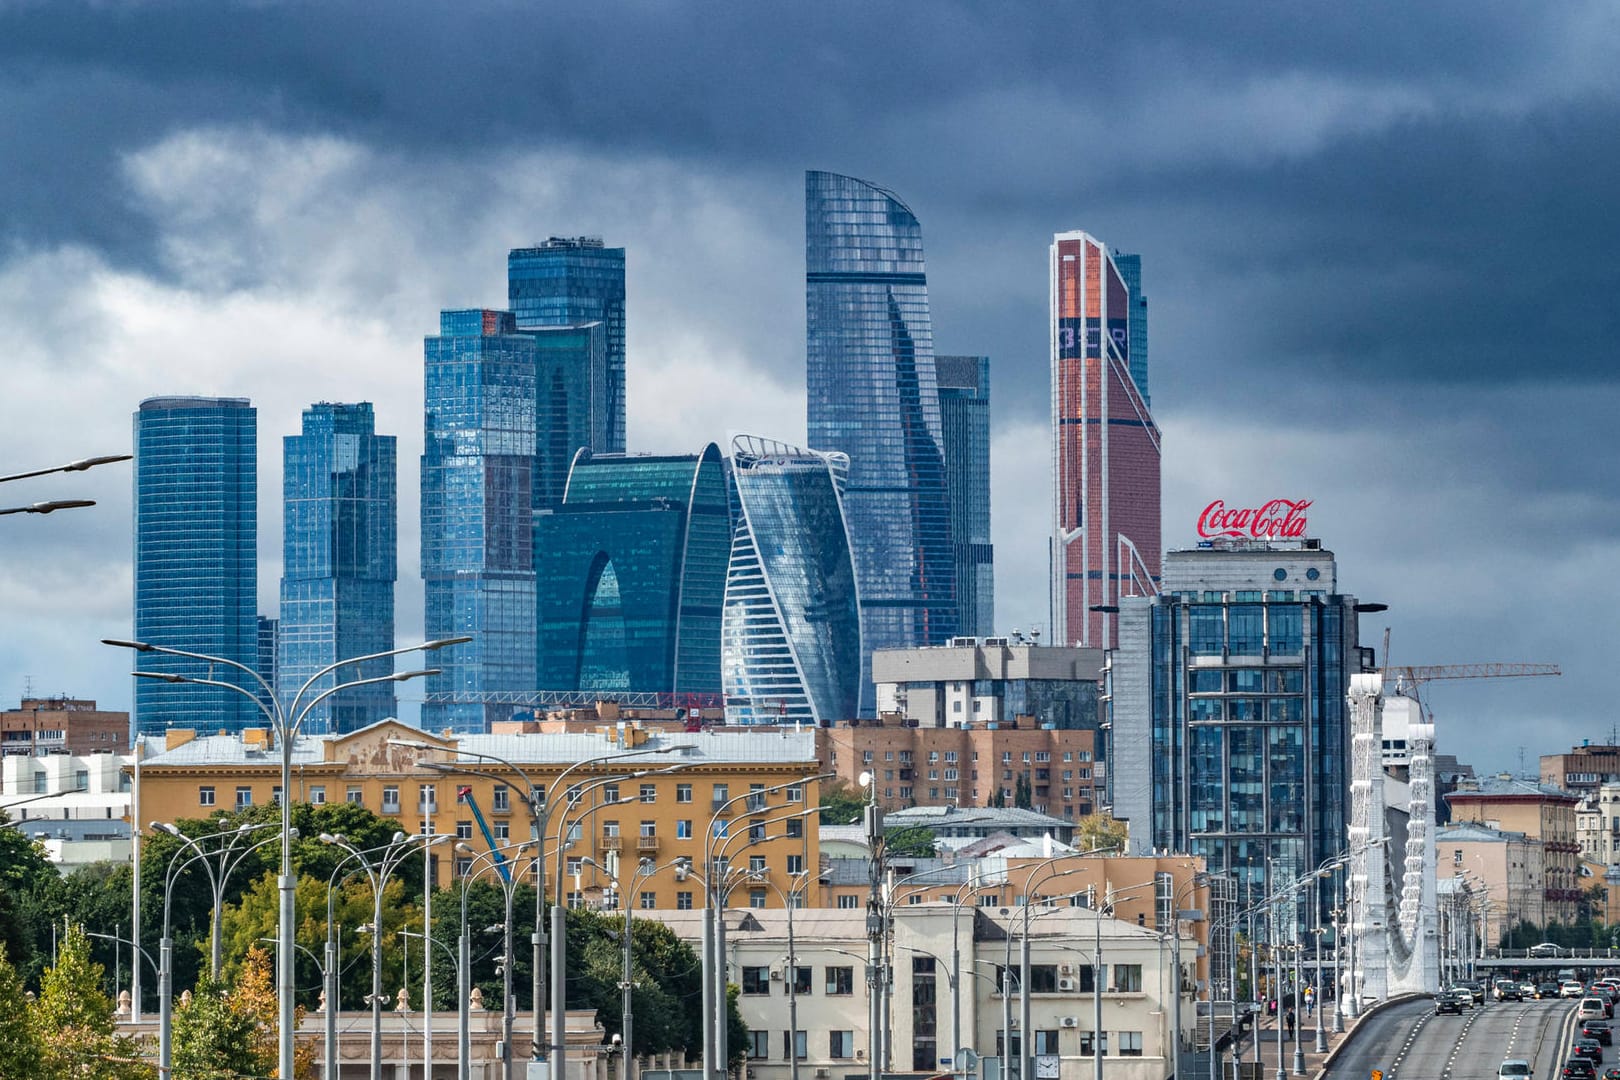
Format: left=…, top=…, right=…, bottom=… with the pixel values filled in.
left=654, top=903, right=1192, bottom=1080
left=0, top=751, right=132, bottom=871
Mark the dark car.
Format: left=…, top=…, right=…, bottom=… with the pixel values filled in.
left=1567, top=1058, right=1598, bottom=1080
left=1587, top=1021, right=1615, bottom=1046
left=1600, top=1068, right=1620, bottom=1080
left=1496, top=979, right=1524, bottom=1001
left=1541, top=982, right=1564, bottom=999
left=1436, top=991, right=1465, bottom=1015
left=1577, top=1039, right=1605, bottom=1064
left=1460, top=980, right=1487, bottom=1003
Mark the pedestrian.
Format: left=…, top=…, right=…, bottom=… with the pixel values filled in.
left=1304, top=985, right=1315, bottom=1016
left=1284, top=1009, right=1295, bottom=1038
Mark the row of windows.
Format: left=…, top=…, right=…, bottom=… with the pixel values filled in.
left=858, top=749, right=1090, bottom=765
left=196, top=781, right=805, bottom=811
left=747, top=1028, right=1145, bottom=1061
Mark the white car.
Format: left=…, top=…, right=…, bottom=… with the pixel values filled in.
left=1561, top=980, right=1586, bottom=998
left=1498, top=1059, right=1532, bottom=1079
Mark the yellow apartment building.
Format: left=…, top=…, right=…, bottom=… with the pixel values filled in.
left=131, top=718, right=823, bottom=906
left=1446, top=775, right=1581, bottom=926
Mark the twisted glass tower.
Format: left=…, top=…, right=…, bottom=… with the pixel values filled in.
left=133, top=396, right=258, bottom=735
left=723, top=436, right=862, bottom=726
left=279, top=402, right=397, bottom=733
left=936, top=355, right=994, bottom=637
left=421, top=310, right=537, bottom=732
left=805, top=171, right=957, bottom=714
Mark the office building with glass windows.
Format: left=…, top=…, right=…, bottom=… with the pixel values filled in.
left=722, top=436, right=862, bottom=726
left=535, top=445, right=729, bottom=695
left=1106, top=542, right=1368, bottom=905
left=530, top=321, right=610, bottom=511
left=279, top=402, right=397, bottom=733
left=420, top=310, right=538, bottom=732
left=805, top=170, right=958, bottom=714
left=133, top=396, right=259, bottom=735
left=935, top=355, right=994, bottom=638
left=508, top=238, right=626, bottom=454
left=1112, top=252, right=1150, bottom=408
left=1050, top=232, right=1160, bottom=650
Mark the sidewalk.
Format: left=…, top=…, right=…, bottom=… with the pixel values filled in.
left=1234, top=1007, right=1352, bottom=1078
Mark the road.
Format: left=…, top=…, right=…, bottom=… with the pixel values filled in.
left=1324, top=997, right=1583, bottom=1080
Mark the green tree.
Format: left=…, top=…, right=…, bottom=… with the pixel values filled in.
left=1014, top=774, right=1032, bottom=809
left=884, top=825, right=937, bottom=858
left=232, top=945, right=317, bottom=1080
left=171, top=976, right=266, bottom=1080
left=1073, top=813, right=1128, bottom=854
left=28, top=924, right=145, bottom=1079
left=0, top=944, right=45, bottom=1080
left=0, top=809, right=61, bottom=986
left=819, top=780, right=866, bottom=825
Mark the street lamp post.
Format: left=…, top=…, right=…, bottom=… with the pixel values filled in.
left=152, top=820, right=277, bottom=978
left=107, top=635, right=465, bottom=1080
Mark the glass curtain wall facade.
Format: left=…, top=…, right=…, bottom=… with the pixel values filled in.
left=935, top=355, right=994, bottom=637
left=535, top=446, right=729, bottom=695
left=508, top=238, right=626, bottom=454
left=256, top=616, right=278, bottom=712
left=531, top=321, right=609, bottom=511
left=1112, top=252, right=1149, bottom=408
left=133, top=397, right=259, bottom=735
left=806, top=170, right=957, bottom=715
left=1050, top=232, right=1160, bottom=650
left=722, top=435, right=862, bottom=726
left=1108, top=547, right=1361, bottom=910
left=279, top=402, right=397, bottom=733
left=421, top=310, right=538, bottom=732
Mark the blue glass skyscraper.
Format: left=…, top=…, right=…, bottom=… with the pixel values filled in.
left=806, top=170, right=958, bottom=714
left=723, top=436, right=862, bottom=726
left=935, top=355, right=994, bottom=637
left=531, top=321, right=610, bottom=510
left=279, top=402, right=397, bottom=734
left=535, top=446, right=729, bottom=695
left=133, top=396, right=258, bottom=735
left=421, top=310, right=538, bottom=732
left=509, top=238, right=626, bottom=454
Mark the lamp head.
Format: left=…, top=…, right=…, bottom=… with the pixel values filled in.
left=102, top=638, right=154, bottom=652
left=422, top=636, right=474, bottom=651
left=153, top=821, right=180, bottom=836
left=391, top=831, right=408, bottom=845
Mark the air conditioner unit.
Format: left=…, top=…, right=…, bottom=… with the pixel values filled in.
left=856, top=1051, right=866, bottom=1061
left=1059, top=964, right=1074, bottom=976
left=815, top=1070, right=830, bottom=1078
left=1057, top=978, right=1077, bottom=992
left=1060, top=1017, right=1079, bottom=1029
left=770, top=966, right=783, bottom=980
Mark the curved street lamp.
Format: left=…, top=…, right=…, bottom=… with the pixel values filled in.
left=107, top=633, right=468, bottom=1080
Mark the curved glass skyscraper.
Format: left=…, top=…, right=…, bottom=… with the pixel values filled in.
left=805, top=171, right=957, bottom=714
left=723, top=436, right=862, bottom=726
left=133, top=396, right=258, bottom=735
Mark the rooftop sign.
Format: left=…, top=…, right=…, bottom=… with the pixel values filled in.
left=1196, top=498, right=1312, bottom=541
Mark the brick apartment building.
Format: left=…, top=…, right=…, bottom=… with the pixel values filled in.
left=2, top=697, right=128, bottom=756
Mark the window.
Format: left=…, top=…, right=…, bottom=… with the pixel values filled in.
left=676, top=819, right=693, bottom=839
left=826, top=966, right=854, bottom=994
left=898, top=750, right=912, bottom=763
left=1029, top=964, right=1059, bottom=993
left=492, top=785, right=510, bottom=812
left=742, top=966, right=771, bottom=995
left=1079, top=1032, right=1107, bottom=1057
left=567, top=857, right=583, bottom=875
left=749, top=820, right=767, bottom=842
left=748, top=1031, right=769, bottom=1060
left=793, top=967, right=812, bottom=995
left=566, top=892, right=584, bottom=910
left=677, top=783, right=693, bottom=803
left=749, top=889, right=767, bottom=908
left=885, top=750, right=894, bottom=761
left=494, top=821, right=510, bottom=841
left=309, top=785, right=326, bottom=805
left=786, top=785, right=804, bottom=803
left=830, top=1030, right=854, bottom=1059
left=944, top=768, right=958, bottom=781
left=945, top=751, right=957, bottom=763
left=748, top=784, right=766, bottom=811
left=418, top=784, right=436, bottom=809
left=677, top=891, right=693, bottom=910
left=782, top=1031, right=806, bottom=1060
left=455, top=858, right=472, bottom=877
left=1034, top=1030, right=1060, bottom=1055
left=531, top=784, right=547, bottom=807
left=712, top=784, right=729, bottom=804
left=198, top=786, right=215, bottom=807
left=235, top=786, right=253, bottom=808
left=749, top=854, right=767, bottom=873
left=457, top=821, right=474, bottom=840
left=603, top=784, right=620, bottom=804
left=1113, top=964, right=1143, bottom=993
left=786, top=818, right=804, bottom=839
left=640, top=784, right=656, bottom=803
left=862, top=750, right=873, bottom=764
left=1118, top=1032, right=1143, bottom=1057
left=640, top=820, right=656, bottom=838
left=347, top=786, right=364, bottom=805
left=381, top=785, right=401, bottom=813
left=899, top=787, right=912, bottom=799
left=640, top=892, right=656, bottom=910
left=787, top=854, right=804, bottom=874
left=603, top=820, right=620, bottom=837
left=1035, top=751, right=1050, bottom=762
left=837, top=895, right=859, bottom=909
left=271, top=786, right=283, bottom=806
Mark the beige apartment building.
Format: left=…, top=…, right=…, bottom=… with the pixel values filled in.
left=1434, top=821, right=1545, bottom=946
left=1446, top=776, right=1579, bottom=926
left=131, top=718, right=822, bottom=904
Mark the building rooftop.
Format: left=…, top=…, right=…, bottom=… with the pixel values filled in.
left=1435, top=822, right=1530, bottom=844
left=883, top=805, right=1075, bottom=831
left=1449, top=776, right=1578, bottom=802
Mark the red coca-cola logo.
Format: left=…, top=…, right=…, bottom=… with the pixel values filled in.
left=1196, top=499, right=1313, bottom=540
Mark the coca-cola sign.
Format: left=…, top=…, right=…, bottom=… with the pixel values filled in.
left=1196, top=498, right=1313, bottom=540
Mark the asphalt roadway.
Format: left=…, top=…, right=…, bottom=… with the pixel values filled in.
left=1323, top=997, right=1584, bottom=1080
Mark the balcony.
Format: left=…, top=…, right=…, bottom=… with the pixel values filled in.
left=381, top=800, right=402, bottom=816
left=638, top=836, right=660, bottom=853
left=601, top=835, right=623, bottom=852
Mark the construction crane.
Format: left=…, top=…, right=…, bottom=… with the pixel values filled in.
left=1379, top=626, right=1560, bottom=712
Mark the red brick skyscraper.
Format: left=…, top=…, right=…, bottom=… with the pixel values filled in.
left=1050, top=232, right=1161, bottom=647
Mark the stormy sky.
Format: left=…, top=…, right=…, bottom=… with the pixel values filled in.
left=1, top=2, right=1614, bottom=774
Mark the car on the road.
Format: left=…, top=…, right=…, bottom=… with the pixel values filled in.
left=1532, top=941, right=1566, bottom=957
left=1576, top=1038, right=1605, bottom=1064
left=1499, top=1059, right=1532, bottom=1078
left=1585, top=1020, right=1614, bottom=1046
left=1600, top=1068, right=1620, bottom=1080
left=1541, top=982, right=1564, bottom=999
left=1566, top=1058, right=1599, bottom=1080
left=1565, top=981, right=1590, bottom=998
left=1583, top=998, right=1611, bottom=1020
left=1446, top=984, right=1478, bottom=1007
left=1436, top=990, right=1467, bottom=1014
left=1497, top=979, right=1525, bottom=1001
